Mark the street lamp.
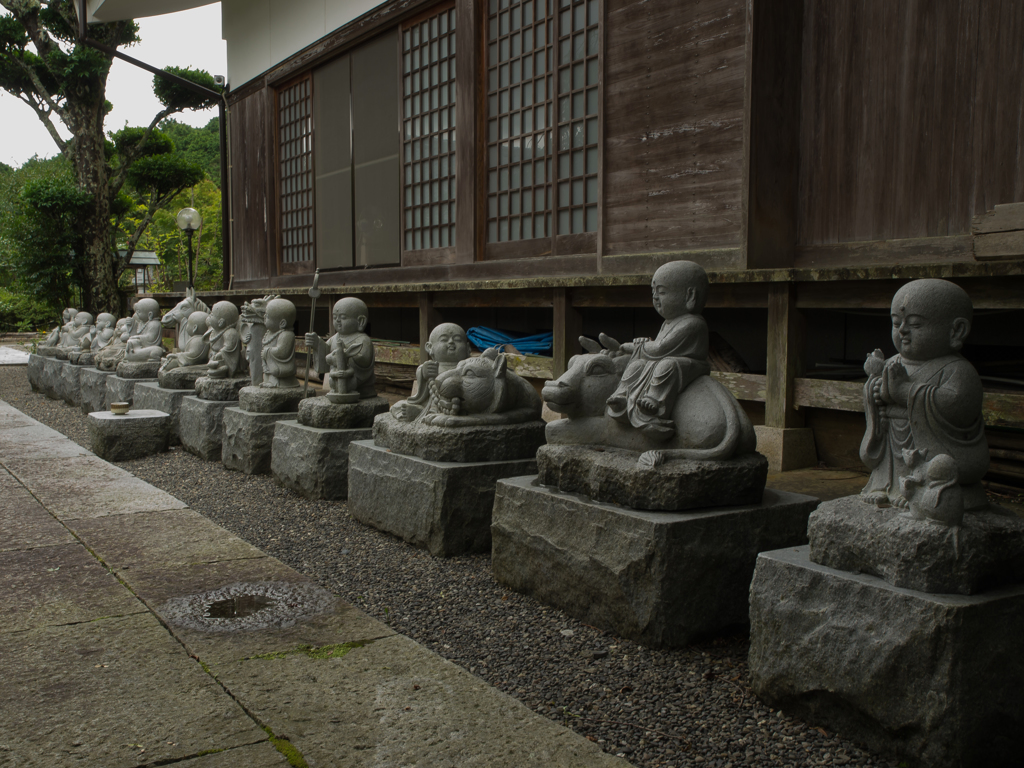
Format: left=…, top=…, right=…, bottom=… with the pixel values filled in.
left=175, top=207, right=203, bottom=288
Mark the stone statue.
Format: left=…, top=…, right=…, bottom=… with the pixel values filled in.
left=605, top=261, right=713, bottom=440
left=94, top=317, right=132, bottom=371
left=68, top=312, right=95, bottom=350
left=305, top=297, right=376, bottom=404
left=259, top=298, right=300, bottom=389
left=391, top=322, right=470, bottom=421
left=159, top=311, right=211, bottom=372
left=161, top=287, right=211, bottom=351
left=57, top=307, right=78, bottom=347
left=123, top=298, right=168, bottom=362
left=240, top=295, right=279, bottom=386
left=860, top=278, right=989, bottom=519
left=92, top=313, right=118, bottom=351
left=542, top=262, right=755, bottom=468
left=206, top=301, right=247, bottom=379
left=419, top=349, right=542, bottom=427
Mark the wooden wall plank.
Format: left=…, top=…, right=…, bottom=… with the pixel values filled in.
left=604, top=0, right=747, bottom=257
left=229, top=89, right=271, bottom=282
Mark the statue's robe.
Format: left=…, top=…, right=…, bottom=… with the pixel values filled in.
left=260, top=329, right=299, bottom=387
left=861, top=353, right=989, bottom=509
left=605, top=314, right=711, bottom=439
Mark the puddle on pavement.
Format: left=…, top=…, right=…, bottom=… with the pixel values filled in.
left=158, top=581, right=334, bottom=632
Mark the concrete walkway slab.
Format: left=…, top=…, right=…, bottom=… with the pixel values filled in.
left=0, top=399, right=631, bottom=768
left=1, top=544, right=144, bottom=632
left=0, top=345, right=31, bottom=365
left=1, top=614, right=266, bottom=768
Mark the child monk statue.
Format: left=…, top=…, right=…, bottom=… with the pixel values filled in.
left=206, top=301, right=246, bottom=379
left=123, top=298, right=168, bottom=361
left=391, top=322, right=471, bottom=421
left=92, top=313, right=118, bottom=351
left=305, top=297, right=376, bottom=404
left=860, top=279, right=989, bottom=512
left=160, top=311, right=210, bottom=371
left=605, top=260, right=712, bottom=440
left=260, top=298, right=301, bottom=388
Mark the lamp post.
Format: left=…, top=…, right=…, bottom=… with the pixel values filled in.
left=175, top=207, right=203, bottom=288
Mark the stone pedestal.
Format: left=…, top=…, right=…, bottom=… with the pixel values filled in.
left=41, top=357, right=63, bottom=399
left=57, top=360, right=83, bottom=406
left=27, top=353, right=45, bottom=393
left=238, top=385, right=308, bottom=414
left=105, top=375, right=157, bottom=409
left=79, top=368, right=114, bottom=414
left=87, top=409, right=171, bottom=462
left=754, top=426, right=817, bottom=473
left=179, top=396, right=235, bottom=461
left=36, top=345, right=59, bottom=358
left=69, top=350, right=95, bottom=366
left=271, top=421, right=373, bottom=500
left=158, top=365, right=207, bottom=390
left=133, top=382, right=194, bottom=446
left=372, top=413, right=547, bottom=463
left=269, top=396, right=390, bottom=500
left=492, top=477, right=819, bottom=647
left=116, top=360, right=162, bottom=379
left=221, top=407, right=290, bottom=475
left=748, top=545, right=1024, bottom=768
left=194, top=375, right=249, bottom=402
left=348, top=440, right=538, bottom=556
left=55, top=347, right=71, bottom=361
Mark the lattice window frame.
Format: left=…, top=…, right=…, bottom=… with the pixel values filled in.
left=402, top=3, right=458, bottom=255
left=277, top=73, right=316, bottom=271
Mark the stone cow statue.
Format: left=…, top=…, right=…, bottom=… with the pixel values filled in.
left=419, top=350, right=542, bottom=427
left=542, top=335, right=756, bottom=466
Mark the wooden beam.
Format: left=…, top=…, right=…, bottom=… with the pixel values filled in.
left=551, top=288, right=582, bottom=378
left=418, top=292, right=441, bottom=363
left=455, top=0, right=481, bottom=264
left=972, top=202, right=1024, bottom=235
left=765, top=282, right=804, bottom=428
left=974, top=230, right=1024, bottom=261
left=740, top=0, right=804, bottom=269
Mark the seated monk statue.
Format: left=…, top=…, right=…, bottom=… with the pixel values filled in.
left=123, top=298, right=167, bottom=361
left=57, top=307, right=78, bottom=347
left=68, top=312, right=95, bottom=350
left=391, top=322, right=470, bottom=421
left=160, top=311, right=210, bottom=372
left=605, top=261, right=712, bottom=440
left=92, top=313, right=117, bottom=351
left=305, top=297, right=376, bottom=403
left=206, top=301, right=246, bottom=379
left=260, top=298, right=300, bottom=388
left=860, top=279, right=990, bottom=512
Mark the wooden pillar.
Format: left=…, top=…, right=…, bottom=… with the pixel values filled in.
left=552, top=288, right=582, bottom=378
left=455, top=0, right=481, bottom=264
left=740, top=0, right=804, bottom=269
left=758, top=281, right=816, bottom=471
left=418, top=292, right=441, bottom=363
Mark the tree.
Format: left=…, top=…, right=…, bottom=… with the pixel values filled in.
left=0, top=0, right=220, bottom=314
left=160, top=117, right=221, bottom=185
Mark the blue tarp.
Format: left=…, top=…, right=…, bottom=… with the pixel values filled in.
left=466, top=326, right=553, bottom=355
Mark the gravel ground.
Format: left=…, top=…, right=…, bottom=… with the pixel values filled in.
left=1, top=363, right=900, bottom=768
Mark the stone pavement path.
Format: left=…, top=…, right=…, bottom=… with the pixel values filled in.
left=0, top=399, right=628, bottom=768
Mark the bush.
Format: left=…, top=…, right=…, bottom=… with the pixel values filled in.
left=0, top=289, right=59, bottom=332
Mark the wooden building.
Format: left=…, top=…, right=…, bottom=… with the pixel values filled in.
left=90, top=0, right=1024, bottom=483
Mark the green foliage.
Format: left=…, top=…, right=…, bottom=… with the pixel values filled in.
left=0, top=287, right=57, bottom=332
left=110, top=126, right=174, bottom=158
left=160, top=118, right=221, bottom=185
left=154, top=66, right=221, bottom=112
left=126, top=154, right=205, bottom=198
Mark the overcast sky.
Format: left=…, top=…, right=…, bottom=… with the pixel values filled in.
left=0, top=3, right=226, bottom=168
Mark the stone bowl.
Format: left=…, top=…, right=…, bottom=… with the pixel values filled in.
left=110, top=402, right=130, bottom=415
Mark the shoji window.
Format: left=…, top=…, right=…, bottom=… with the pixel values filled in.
left=485, top=0, right=599, bottom=254
left=402, top=4, right=457, bottom=253
left=278, top=74, right=315, bottom=270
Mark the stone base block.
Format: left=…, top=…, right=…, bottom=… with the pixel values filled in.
left=55, top=347, right=71, bottom=361
left=179, top=396, right=234, bottom=460
left=348, top=440, right=538, bottom=556
left=221, top=407, right=290, bottom=475
left=372, top=413, right=547, bottom=462
left=133, top=383, right=194, bottom=446
left=238, top=385, right=309, bottom=414
left=79, top=368, right=113, bottom=414
left=748, top=545, right=1024, bottom=768
left=298, top=395, right=390, bottom=429
left=87, top=409, right=170, bottom=462
left=36, top=345, right=59, bottom=358
left=536, top=444, right=768, bottom=511
left=754, top=426, right=817, bottom=473
left=41, top=357, right=64, bottom=399
left=271, top=421, right=372, bottom=500
left=116, top=359, right=163, bottom=379
left=27, top=353, right=45, bottom=393
left=808, top=495, right=1024, bottom=595
left=194, top=375, right=249, bottom=401
left=158, top=365, right=208, bottom=390
left=105, top=375, right=157, bottom=409
left=492, top=477, right=819, bottom=647
left=57, top=360, right=83, bottom=406
left=69, top=351, right=95, bottom=366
